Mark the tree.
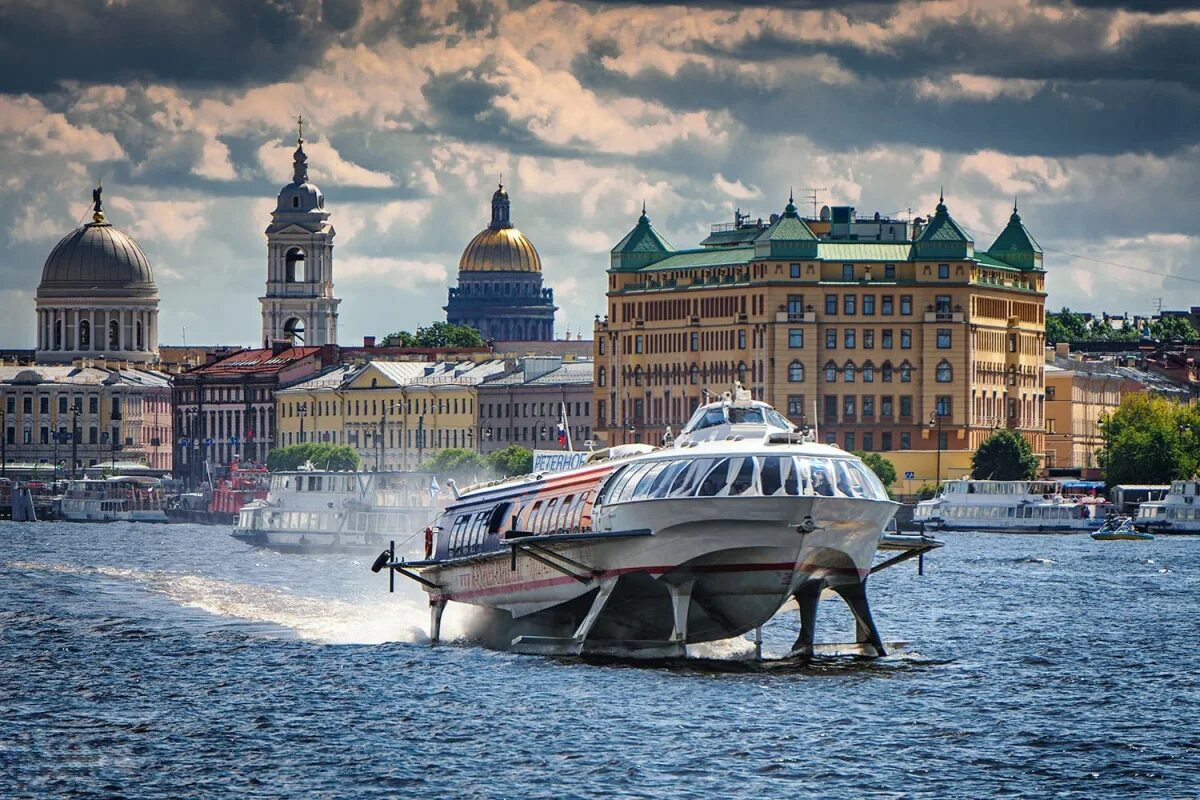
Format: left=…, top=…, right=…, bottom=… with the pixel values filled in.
left=421, top=447, right=488, bottom=479
left=487, top=445, right=534, bottom=478
left=1098, top=393, right=1199, bottom=486
left=971, top=429, right=1039, bottom=481
left=1045, top=307, right=1091, bottom=343
left=853, top=451, right=896, bottom=489
left=1149, top=315, right=1198, bottom=343
left=382, top=323, right=485, bottom=348
left=267, top=443, right=360, bottom=472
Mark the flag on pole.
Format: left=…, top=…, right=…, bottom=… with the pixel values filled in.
left=429, top=476, right=440, bottom=499
left=557, top=401, right=572, bottom=450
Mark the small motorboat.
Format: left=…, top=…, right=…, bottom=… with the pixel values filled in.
left=1091, top=516, right=1154, bottom=541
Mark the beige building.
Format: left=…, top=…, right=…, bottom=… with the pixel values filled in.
left=594, top=195, right=1047, bottom=483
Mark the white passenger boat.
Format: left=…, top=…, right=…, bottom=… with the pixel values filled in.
left=1134, top=479, right=1200, bottom=534
left=372, top=386, right=902, bottom=659
left=59, top=476, right=168, bottom=523
left=233, top=470, right=441, bottom=554
left=913, top=479, right=1108, bottom=533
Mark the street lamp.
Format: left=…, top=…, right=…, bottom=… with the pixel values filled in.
left=70, top=401, right=82, bottom=480
left=929, top=410, right=944, bottom=486
left=298, top=402, right=308, bottom=444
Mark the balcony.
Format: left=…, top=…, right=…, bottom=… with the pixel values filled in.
left=776, top=311, right=816, bottom=323
left=923, top=311, right=964, bottom=323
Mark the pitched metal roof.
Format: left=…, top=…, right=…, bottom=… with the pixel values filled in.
left=188, top=347, right=321, bottom=376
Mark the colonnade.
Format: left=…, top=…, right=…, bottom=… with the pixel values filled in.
left=36, top=305, right=158, bottom=358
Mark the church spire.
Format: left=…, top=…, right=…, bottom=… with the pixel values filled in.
left=490, top=181, right=512, bottom=229
left=292, top=115, right=309, bottom=184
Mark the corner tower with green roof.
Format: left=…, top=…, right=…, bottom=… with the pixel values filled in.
left=594, top=187, right=1048, bottom=486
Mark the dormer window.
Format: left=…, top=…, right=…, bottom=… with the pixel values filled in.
left=292, top=196, right=300, bottom=209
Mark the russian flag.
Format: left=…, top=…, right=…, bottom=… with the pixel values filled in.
left=557, top=423, right=567, bottom=447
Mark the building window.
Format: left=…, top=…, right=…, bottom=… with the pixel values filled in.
left=738, top=330, right=746, bottom=349
left=900, top=432, right=911, bottom=450
left=881, top=362, right=893, bottom=382
left=863, top=432, right=874, bottom=452
left=900, top=395, right=913, bottom=417
left=39, top=396, right=49, bottom=413
left=825, top=395, right=838, bottom=420
left=788, top=361, right=805, bottom=382
left=936, top=360, right=953, bottom=382
left=598, top=338, right=605, bottom=355
left=844, top=432, right=856, bottom=451
left=787, top=395, right=805, bottom=417
left=789, top=329, right=804, bottom=348
left=844, top=329, right=856, bottom=349
left=900, top=329, right=912, bottom=349
left=598, top=367, right=606, bottom=387
left=936, top=395, right=952, bottom=417
left=900, top=362, right=912, bottom=382
left=690, top=365, right=700, bottom=385
left=824, top=361, right=838, bottom=382
left=843, top=395, right=856, bottom=417
left=788, top=295, right=804, bottom=319
left=635, top=335, right=643, bottom=354
left=937, top=329, right=952, bottom=349
left=938, top=263, right=950, bottom=279
left=936, top=294, right=952, bottom=314
left=790, top=263, right=801, bottom=278
left=863, top=295, right=875, bottom=315
left=825, top=329, right=837, bottom=349
left=881, top=396, right=894, bottom=417
left=89, top=397, right=99, bottom=414
left=882, top=432, right=893, bottom=450
left=1046, top=386, right=1056, bottom=401
left=737, top=362, right=748, bottom=383
left=58, top=396, right=67, bottom=414
left=825, top=295, right=837, bottom=315
left=884, top=264, right=896, bottom=279
left=843, top=295, right=856, bottom=315
left=863, top=330, right=874, bottom=349
left=862, top=395, right=875, bottom=417
left=843, top=362, right=857, bottom=382
left=634, top=367, right=643, bottom=386
left=1047, top=418, right=1057, bottom=434
left=691, top=332, right=699, bottom=351
left=881, top=295, right=894, bottom=315
left=882, top=329, right=893, bottom=349
left=842, top=264, right=855, bottom=281
left=900, top=295, right=913, bottom=315
left=862, top=362, right=875, bottom=382
left=1008, top=333, right=1018, bottom=353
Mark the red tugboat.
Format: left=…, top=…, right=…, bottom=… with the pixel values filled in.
left=167, top=460, right=269, bottom=525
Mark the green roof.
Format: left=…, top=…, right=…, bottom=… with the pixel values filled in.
left=634, top=246, right=754, bottom=272
left=817, top=242, right=913, bottom=261
left=987, top=207, right=1043, bottom=270
left=913, top=195, right=974, bottom=259
left=610, top=208, right=674, bottom=271
left=753, top=196, right=819, bottom=259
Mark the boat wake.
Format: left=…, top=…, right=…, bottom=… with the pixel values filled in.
left=3, top=560, right=473, bottom=645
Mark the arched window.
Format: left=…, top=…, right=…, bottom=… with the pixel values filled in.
left=598, top=366, right=606, bottom=387
left=634, top=366, right=644, bottom=387
left=737, top=362, right=748, bottom=383
left=136, top=321, right=144, bottom=349
left=900, top=361, right=912, bottom=383
left=788, top=360, right=804, bottom=382
left=862, top=361, right=875, bottom=383
left=881, top=361, right=893, bottom=383
left=285, top=247, right=306, bottom=283
left=843, top=361, right=856, bottom=383
left=292, top=195, right=300, bottom=209
left=690, top=365, right=699, bottom=385
left=936, top=360, right=953, bottom=383
left=109, top=319, right=119, bottom=348
left=824, top=361, right=838, bottom=383
left=283, top=317, right=305, bottom=345
left=54, top=319, right=63, bottom=349
left=79, top=320, right=90, bottom=349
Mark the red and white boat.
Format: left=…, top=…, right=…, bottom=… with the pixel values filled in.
left=375, top=386, right=903, bottom=658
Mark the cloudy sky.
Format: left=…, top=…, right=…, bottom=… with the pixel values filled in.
left=1, top=0, right=1198, bottom=348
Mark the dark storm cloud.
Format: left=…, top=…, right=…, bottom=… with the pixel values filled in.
left=0, top=0, right=342, bottom=92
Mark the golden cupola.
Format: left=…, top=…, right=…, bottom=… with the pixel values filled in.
left=457, top=183, right=542, bottom=273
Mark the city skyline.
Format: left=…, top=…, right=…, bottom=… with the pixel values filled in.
left=1, top=0, right=1198, bottom=348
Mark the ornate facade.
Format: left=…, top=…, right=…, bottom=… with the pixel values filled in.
left=445, top=184, right=557, bottom=341
left=261, top=120, right=339, bottom=347
left=594, top=195, right=1048, bottom=480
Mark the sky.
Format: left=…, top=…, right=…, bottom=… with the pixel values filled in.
left=1, top=0, right=1198, bottom=348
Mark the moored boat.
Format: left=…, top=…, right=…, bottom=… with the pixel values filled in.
left=913, top=479, right=1109, bottom=533
left=373, top=386, right=902, bottom=659
left=233, top=469, right=441, bottom=554
left=167, top=460, right=269, bottom=525
left=1091, top=516, right=1153, bottom=541
left=1134, top=479, right=1200, bottom=535
left=59, top=476, right=168, bottom=523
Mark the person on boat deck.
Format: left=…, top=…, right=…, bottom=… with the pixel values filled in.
left=811, top=463, right=835, bottom=497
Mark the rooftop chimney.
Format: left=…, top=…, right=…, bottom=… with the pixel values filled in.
left=364, top=335, right=376, bottom=348
left=271, top=339, right=290, bottom=356
left=1055, top=342, right=1069, bottom=358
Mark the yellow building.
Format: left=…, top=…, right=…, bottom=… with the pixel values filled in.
left=594, top=194, right=1046, bottom=483
left=275, top=360, right=507, bottom=470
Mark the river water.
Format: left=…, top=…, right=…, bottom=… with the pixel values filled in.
left=1, top=522, right=1196, bottom=798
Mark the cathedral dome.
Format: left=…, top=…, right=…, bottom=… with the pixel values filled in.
left=459, top=227, right=541, bottom=272
left=457, top=182, right=541, bottom=272
left=38, top=213, right=157, bottom=300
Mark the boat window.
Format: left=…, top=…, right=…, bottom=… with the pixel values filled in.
left=759, top=457, right=783, bottom=496
left=724, top=457, right=757, bottom=497
left=539, top=498, right=560, bottom=533
left=522, top=500, right=542, bottom=533
left=554, top=495, right=574, bottom=531
left=696, top=459, right=732, bottom=497
left=809, top=459, right=836, bottom=496
left=690, top=407, right=728, bottom=432
left=849, top=461, right=888, bottom=500
left=631, top=462, right=672, bottom=500
left=727, top=408, right=764, bottom=425
left=647, top=460, right=688, bottom=498
left=668, top=458, right=716, bottom=498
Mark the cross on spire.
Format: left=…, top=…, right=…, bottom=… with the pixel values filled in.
left=297, top=114, right=304, bottom=144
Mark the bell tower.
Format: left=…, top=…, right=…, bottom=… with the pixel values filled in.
left=260, top=117, right=339, bottom=347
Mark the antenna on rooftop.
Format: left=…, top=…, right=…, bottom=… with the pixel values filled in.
left=805, top=187, right=827, bottom=218
left=1154, top=297, right=1164, bottom=314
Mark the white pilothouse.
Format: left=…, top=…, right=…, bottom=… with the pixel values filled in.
left=374, top=386, right=916, bottom=659
left=1134, top=479, right=1200, bottom=534
left=913, top=479, right=1109, bottom=533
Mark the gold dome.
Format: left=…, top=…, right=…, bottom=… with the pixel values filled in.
left=458, top=226, right=542, bottom=273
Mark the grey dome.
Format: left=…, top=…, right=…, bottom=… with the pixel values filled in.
left=275, top=181, right=325, bottom=214
left=38, top=221, right=158, bottom=299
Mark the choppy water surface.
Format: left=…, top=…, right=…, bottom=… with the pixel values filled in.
left=2, top=523, right=1197, bottom=798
